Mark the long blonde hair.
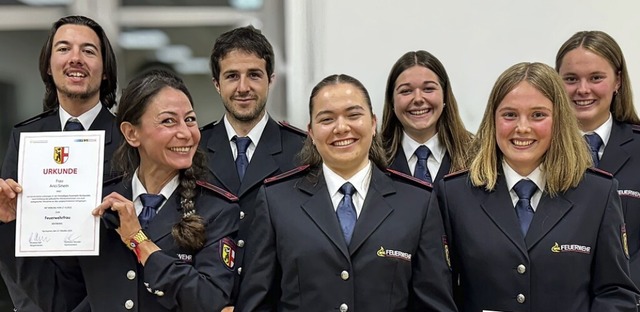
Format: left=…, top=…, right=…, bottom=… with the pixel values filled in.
left=469, top=62, right=591, bottom=196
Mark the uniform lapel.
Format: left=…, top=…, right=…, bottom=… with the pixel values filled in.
left=237, top=118, right=281, bottom=197
left=599, top=120, right=632, bottom=176
left=525, top=194, right=572, bottom=250
left=145, top=190, right=182, bottom=242
left=205, top=123, right=241, bottom=194
left=89, top=106, right=115, bottom=146
left=434, top=152, right=452, bottom=183
left=299, top=172, right=351, bottom=260
left=348, top=167, right=394, bottom=256
left=480, top=177, right=528, bottom=256
left=389, top=146, right=412, bottom=174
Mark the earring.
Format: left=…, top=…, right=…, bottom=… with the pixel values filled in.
left=443, top=102, right=447, bottom=107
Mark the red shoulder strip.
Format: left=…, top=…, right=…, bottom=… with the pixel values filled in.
left=196, top=180, right=239, bottom=202
left=386, top=168, right=432, bottom=189
left=444, top=169, right=469, bottom=179
left=278, top=120, right=308, bottom=136
left=587, top=167, right=613, bottom=178
left=264, top=165, right=310, bottom=184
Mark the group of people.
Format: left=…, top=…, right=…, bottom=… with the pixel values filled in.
left=0, top=14, right=637, bottom=312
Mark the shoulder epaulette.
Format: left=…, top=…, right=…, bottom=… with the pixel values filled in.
left=386, top=168, right=433, bottom=190
left=278, top=120, right=307, bottom=136
left=631, top=124, right=640, bottom=133
left=103, top=174, right=124, bottom=187
left=264, top=165, right=310, bottom=184
left=444, top=169, right=469, bottom=180
left=199, top=120, right=219, bottom=132
left=14, top=108, right=57, bottom=128
left=587, top=167, right=613, bottom=178
left=196, top=180, right=239, bottom=202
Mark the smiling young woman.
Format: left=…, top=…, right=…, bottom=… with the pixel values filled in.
left=437, top=62, right=638, bottom=312
left=556, top=30, right=640, bottom=288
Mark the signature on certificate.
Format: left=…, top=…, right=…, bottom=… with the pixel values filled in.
left=29, top=232, right=50, bottom=243
left=64, top=233, right=82, bottom=243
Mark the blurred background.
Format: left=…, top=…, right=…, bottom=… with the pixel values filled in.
left=0, top=0, right=639, bottom=309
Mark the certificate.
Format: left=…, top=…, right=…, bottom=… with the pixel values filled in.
left=15, top=131, right=104, bottom=257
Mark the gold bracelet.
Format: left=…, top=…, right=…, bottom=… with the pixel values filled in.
left=126, top=230, right=149, bottom=250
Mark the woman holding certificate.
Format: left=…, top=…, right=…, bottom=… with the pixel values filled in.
left=17, top=69, right=239, bottom=312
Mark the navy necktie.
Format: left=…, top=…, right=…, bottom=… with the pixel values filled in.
left=337, top=182, right=357, bottom=244
left=234, top=136, right=251, bottom=180
left=64, top=118, right=84, bottom=131
left=414, top=145, right=432, bottom=183
left=513, top=179, right=537, bottom=236
left=139, top=194, right=165, bottom=229
left=584, top=133, right=603, bottom=167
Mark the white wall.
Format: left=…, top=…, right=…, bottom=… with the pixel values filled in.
left=286, top=0, right=640, bottom=132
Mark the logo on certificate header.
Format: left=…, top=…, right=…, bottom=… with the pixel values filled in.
left=53, top=146, right=70, bottom=164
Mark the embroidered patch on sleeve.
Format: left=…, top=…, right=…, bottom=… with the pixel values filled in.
left=442, top=235, right=451, bottom=270
left=220, top=237, right=237, bottom=271
left=622, top=224, right=630, bottom=259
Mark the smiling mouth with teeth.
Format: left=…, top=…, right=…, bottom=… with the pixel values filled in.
left=574, top=100, right=596, bottom=106
left=67, top=72, right=86, bottom=78
left=170, top=146, right=192, bottom=153
left=409, top=108, right=432, bottom=115
left=333, top=139, right=355, bottom=146
left=512, top=139, right=534, bottom=147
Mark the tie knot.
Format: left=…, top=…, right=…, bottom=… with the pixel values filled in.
left=584, top=133, right=603, bottom=153
left=234, top=136, right=252, bottom=154
left=513, top=179, right=537, bottom=200
left=415, top=145, right=431, bottom=160
left=339, top=182, right=356, bottom=196
left=64, top=118, right=84, bottom=131
left=139, top=194, right=165, bottom=211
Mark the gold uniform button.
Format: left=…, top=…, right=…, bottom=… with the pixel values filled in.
left=126, top=270, right=136, bottom=280
left=124, top=299, right=134, bottom=309
left=516, top=294, right=526, bottom=304
left=340, top=270, right=349, bottom=281
left=517, top=264, right=526, bottom=274
left=240, top=211, right=245, bottom=220
left=339, top=303, right=348, bottom=312
left=238, top=240, right=245, bottom=248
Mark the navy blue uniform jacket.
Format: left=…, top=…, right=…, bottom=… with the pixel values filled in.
left=437, top=170, right=639, bottom=312
left=14, top=178, right=239, bottom=312
left=198, top=117, right=305, bottom=301
left=600, top=121, right=640, bottom=287
left=236, top=165, right=457, bottom=312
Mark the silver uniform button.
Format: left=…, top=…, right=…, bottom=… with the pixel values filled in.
left=124, top=299, right=134, bottom=309
left=517, top=264, right=526, bottom=274
left=240, top=211, right=245, bottom=220
left=156, top=290, right=165, bottom=297
left=238, top=240, right=245, bottom=248
left=126, top=270, right=136, bottom=280
left=340, top=270, right=349, bottom=281
left=237, top=267, right=242, bottom=275
left=516, top=294, right=526, bottom=304
left=339, top=303, right=348, bottom=312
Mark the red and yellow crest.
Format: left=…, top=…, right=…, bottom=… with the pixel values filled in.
left=53, top=146, right=69, bottom=164
left=220, top=237, right=236, bottom=270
